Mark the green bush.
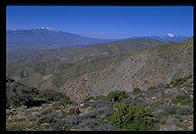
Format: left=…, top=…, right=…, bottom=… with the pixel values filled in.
left=6, top=77, right=15, bottom=83
left=172, top=94, right=192, bottom=106
left=147, top=86, right=157, bottom=91
left=106, top=90, right=128, bottom=102
left=59, top=98, right=72, bottom=106
left=133, top=88, right=141, bottom=94
left=170, top=74, right=193, bottom=88
left=108, top=103, right=155, bottom=130
left=7, top=124, right=24, bottom=131
left=177, top=107, right=193, bottom=115
left=164, top=84, right=170, bottom=89
left=29, top=87, right=40, bottom=95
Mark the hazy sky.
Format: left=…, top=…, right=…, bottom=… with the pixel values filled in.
left=7, top=6, right=193, bottom=39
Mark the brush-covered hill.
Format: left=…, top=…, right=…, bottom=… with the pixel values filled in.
left=59, top=37, right=193, bottom=102
left=6, top=38, right=193, bottom=102
left=6, top=39, right=160, bottom=89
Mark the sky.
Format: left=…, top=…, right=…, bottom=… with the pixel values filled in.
left=6, top=6, right=193, bottom=39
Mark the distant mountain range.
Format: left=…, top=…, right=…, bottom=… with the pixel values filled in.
left=129, top=33, right=189, bottom=42
left=6, top=28, right=118, bottom=47
left=7, top=28, right=189, bottom=47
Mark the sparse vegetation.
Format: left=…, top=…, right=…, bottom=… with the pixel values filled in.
left=177, top=107, right=193, bottom=115
left=170, top=74, right=193, bottom=88
left=133, top=88, right=141, bottom=94
left=53, top=98, right=72, bottom=110
left=172, top=94, right=192, bottom=106
left=106, top=90, right=128, bottom=102
left=164, top=84, right=170, bottom=89
left=7, top=123, right=24, bottom=131
left=148, top=86, right=157, bottom=91
left=84, top=96, right=94, bottom=103
left=39, top=89, right=70, bottom=102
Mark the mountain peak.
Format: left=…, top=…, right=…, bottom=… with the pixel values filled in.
left=166, top=33, right=175, bottom=37
left=38, top=27, right=56, bottom=31
left=161, top=33, right=176, bottom=38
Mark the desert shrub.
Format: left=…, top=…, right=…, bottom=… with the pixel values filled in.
left=106, top=90, right=128, bottom=102
left=51, top=120, right=67, bottom=131
left=78, top=119, right=99, bottom=129
left=29, top=87, right=40, bottom=95
left=37, top=116, right=48, bottom=126
left=53, top=98, right=72, bottom=110
left=39, top=89, right=70, bottom=102
left=84, top=101, right=97, bottom=108
left=172, top=94, right=192, bottom=106
left=133, top=88, right=141, bottom=94
left=164, top=84, right=170, bottom=89
left=177, top=107, right=193, bottom=115
left=148, top=86, right=157, bottom=91
left=108, top=103, right=156, bottom=130
left=6, top=77, right=15, bottom=83
left=161, top=105, right=177, bottom=114
left=84, top=96, right=94, bottom=103
left=160, top=117, right=167, bottom=125
left=170, top=74, right=193, bottom=88
left=59, top=98, right=72, bottom=106
left=7, top=123, right=24, bottom=131
left=68, top=116, right=80, bottom=125
left=183, top=84, right=193, bottom=88
left=131, top=97, right=148, bottom=106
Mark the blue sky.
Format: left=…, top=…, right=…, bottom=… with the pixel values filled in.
left=7, top=6, right=193, bottom=39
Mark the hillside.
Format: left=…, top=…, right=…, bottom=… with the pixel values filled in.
left=6, top=37, right=193, bottom=131
left=59, top=38, right=193, bottom=102
left=6, top=39, right=160, bottom=88
left=7, top=38, right=193, bottom=102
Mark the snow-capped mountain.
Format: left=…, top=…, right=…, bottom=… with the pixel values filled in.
left=6, top=28, right=117, bottom=47
left=130, top=33, right=190, bottom=42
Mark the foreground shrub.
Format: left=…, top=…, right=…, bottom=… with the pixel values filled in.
left=7, top=123, right=24, bottom=131
left=53, top=98, right=72, bottom=110
left=133, top=88, right=141, bottom=94
left=172, top=94, right=192, bottom=106
left=177, top=107, right=193, bottom=115
left=106, top=90, right=128, bottom=102
left=108, top=103, right=156, bottom=130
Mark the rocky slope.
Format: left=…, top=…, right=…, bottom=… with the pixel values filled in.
left=6, top=74, right=193, bottom=131
left=59, top=38, right=193, bottom=102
